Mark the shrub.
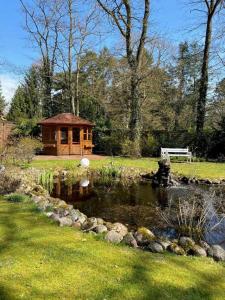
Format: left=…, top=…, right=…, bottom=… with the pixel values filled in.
left=0, top=174, right=21, bottom=194
left=5, top=137, right=43, bottom=164
left=4, top=193, right=30, bottom=203
left=121, top=139, right=141, bottom=157
left=141, top=134, right=159, bottom=157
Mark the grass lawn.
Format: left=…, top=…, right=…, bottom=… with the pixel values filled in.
left=0, top=198, right=225, bottom=300
left=31, top=157, right=225, bottom=180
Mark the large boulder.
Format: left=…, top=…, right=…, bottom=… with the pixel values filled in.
left=157, top=239, right=171, bottom=250
left=168, top=243, right=185, bottom=255
left=105, top=230, right=123, bottom=244
left=148, top=241, right=164, bottom=253
left=199, top=240, right=210, bottom=251
left=136, top=227, right=155, bottom=241
left=82, top=217, right=98, bottom=231
left=188, top=245, right=207, bottom=257
left=94, top=225, right=108, bottom=234
left=123, top=233, right=138, bottom=248
left=111, top=223, right=128, bottom=237
left=179, top=237, right=195, bottom=251
left=58, top=216, right=73, bottom=227
left=70, top=209, right=87, bottom=224
left=207, top=245, right=225, bottom=261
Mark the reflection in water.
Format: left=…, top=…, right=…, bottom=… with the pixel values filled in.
left=51, top=177, right=225, bottom=245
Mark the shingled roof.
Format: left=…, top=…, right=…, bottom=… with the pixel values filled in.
left=38, top=113, right=94, bottom=126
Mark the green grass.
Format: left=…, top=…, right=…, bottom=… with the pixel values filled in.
left=0, top=198, right=225, bottom=300
left=31, top=157, right=225, bottom=180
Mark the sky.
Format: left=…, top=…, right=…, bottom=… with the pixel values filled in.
left=0, top=0, right=194, bottom=104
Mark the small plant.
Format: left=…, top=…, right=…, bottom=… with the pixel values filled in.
left=4, top=193, right=30, bottom=203
left=38, top=170, right=54, bottom=192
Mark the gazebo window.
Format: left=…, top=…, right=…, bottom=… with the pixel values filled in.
left=84, top=128, right=92, bottom=141
left=61, top=127, right=68, bottom=144
left=72, top=128, right=80, bottom=144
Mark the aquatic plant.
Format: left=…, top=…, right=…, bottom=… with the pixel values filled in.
left=160, top=191, right=225, bottom=241
left=38, top=171, right=54, bottom=192
left=98, top=162, right=122, bottom=179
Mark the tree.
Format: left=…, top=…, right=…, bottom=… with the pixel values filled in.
left=192, top=0, right=224, bottom=149
left=0, top=82, right=6, bottom=114
left=96, top=0, right=150, bottom=155
left=20, top=0, right=64, bottom=117
left=8, top=65, right=42, bottom=121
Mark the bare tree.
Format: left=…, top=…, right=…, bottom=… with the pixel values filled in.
left=192, top=0, right=224, bottom=148
left=96, top=0, right=150, bottom=154
left=20, top=0, right=64, bottom=117
left=56, top=1, right=99, bottom=116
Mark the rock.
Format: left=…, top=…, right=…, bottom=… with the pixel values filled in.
left=148, top=241, right=164, bottom=253
left=123, top=233, right=138, bottom=248
left=179, top=237, right=195, bottom=251
left=72, top=221, right=81, bottom=229
left=199, top=240, right=210, bottom=251
left=105, top=230, right=123, bottom=244
left=50, top=213, right=60, bottom=222
left=158, top=240, right=171, bottom=250
left=188, top=245, right=207, bottom=257
left=57, top=200, right=69, bottom=209
left=82, top=217, right=98, bottom=231
left=168, top=243, right=185, bottom=255
left=105, top=222, right=114, bottom=230
left=207, top=245, right=225, bottom=261
left=137, top=227, right=155, bottom=241
left=70, top=209, right=87, bottom=224
left=94, top=225, right=108, bottom=234
left=97, top=218, right=104, bottom=225
left=111, top=223, right=128, bottom=237
left=59, top=216, right=73, bottom=227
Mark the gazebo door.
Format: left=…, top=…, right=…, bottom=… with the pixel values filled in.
left=69, top=127, right=82, bottom=155
left=59, top=127, right=70, bottom=155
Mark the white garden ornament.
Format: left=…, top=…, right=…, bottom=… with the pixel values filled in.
left=80, top=158, right=90, bottom=168
left=79, top=178, right=90, bottom=187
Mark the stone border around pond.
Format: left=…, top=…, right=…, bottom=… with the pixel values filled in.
left=15, top=179, right=225, bottom=262
left=141, top=171, right=225, bottom=186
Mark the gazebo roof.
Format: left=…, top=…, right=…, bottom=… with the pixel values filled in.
left=38, top=113, right=94, bottom=126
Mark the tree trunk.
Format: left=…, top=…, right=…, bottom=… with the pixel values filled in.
left=68, top=0, right=75, bottom=115
left=196, top=13, right=212, bottom=148
left=75, top=59, right=80, bottom=116
left=129, top=73, right=141, bottom=155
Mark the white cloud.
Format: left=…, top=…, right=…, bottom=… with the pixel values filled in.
left=0, top=73, right=21, bottom=103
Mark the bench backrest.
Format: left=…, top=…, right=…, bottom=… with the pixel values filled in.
left=161, top=148, right=189, bottom=154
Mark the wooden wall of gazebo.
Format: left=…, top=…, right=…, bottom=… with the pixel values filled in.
left=38, top=113, right=94, bottom=156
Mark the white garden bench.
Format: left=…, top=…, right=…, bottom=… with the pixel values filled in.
left=161, top=147, right=192, bottom=162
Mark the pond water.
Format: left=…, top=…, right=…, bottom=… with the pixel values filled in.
left=51, top=177, right=225, bottom=246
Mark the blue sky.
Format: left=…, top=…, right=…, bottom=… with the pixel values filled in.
left=0, top=0, right=193, bottom=102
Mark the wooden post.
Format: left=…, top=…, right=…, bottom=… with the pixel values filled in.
left=68, top=126, right=72, bottom=155
left=56, top=126, right=60, bottom=156
left=80, top=127, right=84, bottom=156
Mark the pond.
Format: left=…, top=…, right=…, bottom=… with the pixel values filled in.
left=51, top=176, right=225, bottom=245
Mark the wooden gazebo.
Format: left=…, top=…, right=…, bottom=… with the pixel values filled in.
left=38, top=113, right=94, bottom=155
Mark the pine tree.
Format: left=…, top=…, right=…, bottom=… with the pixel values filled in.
left=7, top=65, right=42, bottom=121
